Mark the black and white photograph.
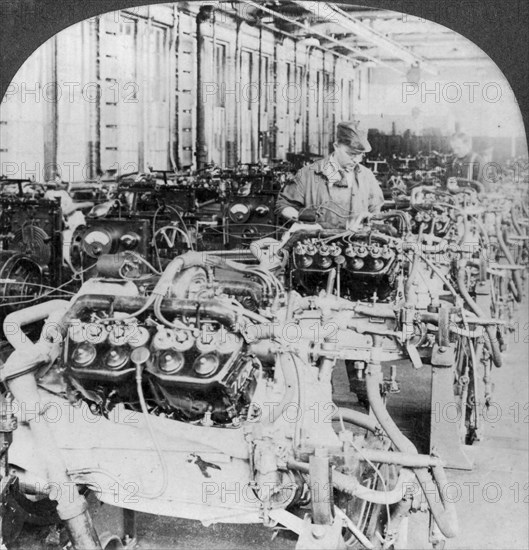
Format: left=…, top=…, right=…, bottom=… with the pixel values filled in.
left=0, top=1, right=527, bottom=549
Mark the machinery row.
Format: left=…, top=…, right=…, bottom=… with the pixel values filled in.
left=0, top=154, right=527, bottom=549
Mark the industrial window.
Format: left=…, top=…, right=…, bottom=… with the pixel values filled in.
left=296, top=65, right=304, bottom=118
left=99, top=14, right=140, bottom=173
left=119, top=17, right=135, bottom=35
left=240, top=49, right=258, bottom=163
left=149, top=26, right=167, bottom=103
left=145, top=24, right=169, bottom=168
left=323, top=72, right=330, bottom=119
left=340, top=78, right=345, bottom=120
left=244, top=50, right=254, bottom=111
left=316, top=71, right=321, bottom=118
left=261, top=55, right=269, bottom=113
left=286, top=62, right=291, bottom=115
left=215, top=43, right=226, bottom=108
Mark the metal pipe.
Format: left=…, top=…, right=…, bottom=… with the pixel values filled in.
left=351, top=449, right=444, bottom=469
left=405, top=229, right=422, bottom=305
left=196, top=6, right=214, bottom=169
left=455, top=263, right=503, bottom=368
left=326, top=268, right=336, bottom=295
left=242, top=0, right=405, bottom=74
left=287, top=459, right=415, bottom=505
left=333, top=407, right=378, bottom=433
left=257, top=24, right=262, bottom=161
left=365, top=361, right=458, bottom=538
left=267, top=352, right=299, bottom=424
left=496, top=215, right=523, bottom=302
left=62, top=295, right=240, bottom=331
left=3, top=299, right=69, bottom=348
left=7, top=375, right=101, bottom=549
left=168, top=4, right=179, bottom=171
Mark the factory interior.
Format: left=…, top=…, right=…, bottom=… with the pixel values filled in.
left=0, top=2, right=527, bottom=549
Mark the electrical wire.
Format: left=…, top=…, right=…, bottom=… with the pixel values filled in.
left=0, top=283, right=76, bottom=298
left=316, top=202, right=356, bottom=220
left=0, top=265, right=94, bottom=307
left=125, top=252, right=162, bottom=275
left=406, top=251, right=460, bottom=300
left=154, top=224, right=193, bottom=250
left=152, top=205, right=164, bottom=271
left=153, top=294, right=194, bottom=332
left=134, top=360, right=169, bottom=499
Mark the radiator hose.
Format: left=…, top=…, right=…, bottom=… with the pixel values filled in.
left=1, top=303, right=102, bottom=550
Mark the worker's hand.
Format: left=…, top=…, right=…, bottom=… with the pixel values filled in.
left=280, top=206, right=299, bottom=221
left=447, top=177, right=458, bottom=191
left=346, top=212, right=372, bottom=231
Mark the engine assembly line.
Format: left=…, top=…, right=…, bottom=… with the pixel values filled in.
left=0, top=2, right=527, bottom=550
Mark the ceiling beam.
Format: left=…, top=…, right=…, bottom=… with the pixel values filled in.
left=332, top=9, right=405, bottom=20
left=214, top=5, right=365, bottom=68
left=374, top=56, right=490, bottom=66
left=241, top=0, right=406, bottom=74
left=292, top=1, right=438, bottom=74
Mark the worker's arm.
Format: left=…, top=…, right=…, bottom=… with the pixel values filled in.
left=367, top=172, right=385, bottom=214
left=275, top=169, right=306, bottom=221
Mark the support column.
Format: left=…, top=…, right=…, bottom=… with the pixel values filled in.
left=196, top=6, right=214, bottom=170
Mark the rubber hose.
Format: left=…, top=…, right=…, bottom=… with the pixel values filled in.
left=456, top=265, right=503, bottom=368
left=496, top=216, right=523, bottom=302
left=333, top=407, right=379, bottom=433
left=286, top=460, right=415, bottom=506
left=365, top=364, right=459, bottom=538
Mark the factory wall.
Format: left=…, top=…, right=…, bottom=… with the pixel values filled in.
left=358, top=62, right=527, bottom=159
left=0, top=3, right=367, bottom=182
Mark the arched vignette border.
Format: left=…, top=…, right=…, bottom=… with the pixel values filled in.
left=0, top=0, right=528, bottom=142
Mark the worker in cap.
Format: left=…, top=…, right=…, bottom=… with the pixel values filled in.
left=276, top=121, right=384, bottom=228
left=445, top=131, right=486, bottom=190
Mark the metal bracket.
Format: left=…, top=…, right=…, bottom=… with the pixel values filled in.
left=85, top=491, right=137, bottom=550
left=430, top=365, right=473, bottom=471
left=295, top=515, right=347, bottom=550
left=406, top=342, right=423, bottom=369
left=475, top=280, right=491, bottom=296
left=431, top=343, right=456, bottom=367
left=309, top=449, right=333, bottom=526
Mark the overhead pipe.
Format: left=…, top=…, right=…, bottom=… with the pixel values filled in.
left=168, top=4, right=179, bottom=171
left=196, top=6, right=214, bottom=170
left=242, top=0, right=405, bottom=75
left=301, top=2, right=436, bottom=73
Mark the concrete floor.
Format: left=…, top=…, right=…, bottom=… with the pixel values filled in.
left=408, top=293, right=529, bottom=550
left=10, top=297, right=529, bottom=550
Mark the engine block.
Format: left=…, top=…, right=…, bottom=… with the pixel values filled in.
left=286, top=231, right=399, bottom=301
left=62, top=294, right=258, bottom=424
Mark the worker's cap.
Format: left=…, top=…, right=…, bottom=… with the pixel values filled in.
left=336, top=121, right=372, bottom=153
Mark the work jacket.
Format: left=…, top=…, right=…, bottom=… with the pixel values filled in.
left=275, top=155, right=384, bottom=229
left=446, top=151, right=483, bottom=182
